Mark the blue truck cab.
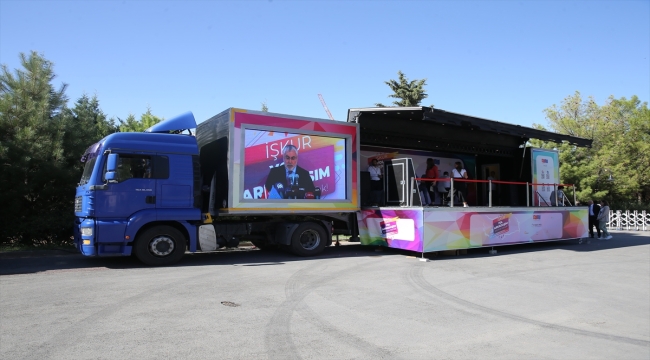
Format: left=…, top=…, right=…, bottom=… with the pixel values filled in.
left=74, top=112, right=202, bottom=265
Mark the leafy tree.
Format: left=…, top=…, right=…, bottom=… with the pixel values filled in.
left=376, top=71, right=428, bottom=107
left=0, top=51, right=71, bottom=246
left=599, top=96, right=650, bottom=207
left=261, top=101, right=268, bottom=112
left=533, top=91, right=650, bottom=209
left=61, top=94, right=118, bottom=165
left=118, top=107, right=163, bottom=132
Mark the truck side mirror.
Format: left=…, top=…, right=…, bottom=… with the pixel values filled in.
left=105, top=153, right=119, bottom=183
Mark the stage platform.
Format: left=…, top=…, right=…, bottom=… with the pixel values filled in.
left=357, top=206, right=589, bottom=253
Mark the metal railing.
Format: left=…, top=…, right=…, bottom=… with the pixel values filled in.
left=414, top=177, right=576, bottom=208
left=412, top=177, right=648, bottom=231
left=608, top=210, right=650, bottom=231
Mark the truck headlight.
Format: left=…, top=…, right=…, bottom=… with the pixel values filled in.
left=81, top=227, right=93, bottom=236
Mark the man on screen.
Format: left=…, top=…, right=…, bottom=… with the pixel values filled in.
left=264, top=144, right=316, bottom=199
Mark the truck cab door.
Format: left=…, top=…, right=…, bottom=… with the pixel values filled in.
left=156, top=154, right=193, bottom=209
left=95, top=154, right=157, bottom=219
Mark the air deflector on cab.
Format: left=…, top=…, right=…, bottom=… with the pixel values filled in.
left=145, top=112, right=197, bottom=133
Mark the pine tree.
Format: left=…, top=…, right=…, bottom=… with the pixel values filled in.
left=0, top=51, right=70, bottom=246
left=376, top=71, right=428, bottom=107
left=61, top=94, right=118, bottom=171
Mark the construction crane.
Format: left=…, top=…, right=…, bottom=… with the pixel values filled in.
left=318, top=94, right=335, bottom=120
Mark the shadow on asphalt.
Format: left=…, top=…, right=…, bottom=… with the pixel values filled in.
left=0, top=244, right=381, bottom=276
left=1, top=231, right=648, bottom=276
left=436, top=230, right=650, bottom=257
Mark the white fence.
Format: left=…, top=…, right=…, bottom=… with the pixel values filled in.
left=608, top=210, right=650, bottom=231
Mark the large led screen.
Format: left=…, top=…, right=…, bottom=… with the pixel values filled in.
left=242, top=129, right=347, bottom=200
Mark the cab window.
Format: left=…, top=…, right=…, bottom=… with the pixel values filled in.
left=105, top=155, right=169, bottom=182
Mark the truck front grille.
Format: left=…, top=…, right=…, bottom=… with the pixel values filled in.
left=75, top=196, right=82, bottom=212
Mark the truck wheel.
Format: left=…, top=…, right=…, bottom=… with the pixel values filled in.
left=134, top=225, right=186, bottom=266
left=290, top=222, right=327, bottom=256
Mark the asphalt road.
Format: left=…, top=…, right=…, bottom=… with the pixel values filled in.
left=1, top=231, right=649, bottom=360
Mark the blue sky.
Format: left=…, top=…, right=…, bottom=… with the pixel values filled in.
left=1, top=0, right=648, bottom=128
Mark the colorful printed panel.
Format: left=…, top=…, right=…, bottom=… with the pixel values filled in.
left=531, top=148, right=560, bottom=206
left=422, top=208, right=588, bottom=252
left=357, top=209, right=423, bottom=252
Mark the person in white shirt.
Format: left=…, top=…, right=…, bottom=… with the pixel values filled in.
left=487, top=171, right=498, bottom=205
left=451, top=162, right=468, bottom=207
left=368, top=159, right=383, bottom=207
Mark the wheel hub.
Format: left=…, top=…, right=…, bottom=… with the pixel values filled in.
left=150, top=236, right=175, bottom=256
left=299, top=229, right=320, bottom=251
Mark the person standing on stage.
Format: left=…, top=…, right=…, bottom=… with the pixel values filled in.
left=368, top=158, right=383, bottom=207
left=587, top=199, right=601, bottom=239
left=487, top=171, right=498, bottom=206
left=424, top=158, right=439, bottom=205
left=451, top=161, right=468, bottom=207
left=550, top=185, right=565, bottom=206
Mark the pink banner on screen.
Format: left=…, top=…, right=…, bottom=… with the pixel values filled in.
left=243, top=145, right=338, bottom=199
left=245, top=134, right=313, bottom=165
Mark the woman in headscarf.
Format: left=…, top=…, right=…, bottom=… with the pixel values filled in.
left=596, top=200, right=612, bottom=240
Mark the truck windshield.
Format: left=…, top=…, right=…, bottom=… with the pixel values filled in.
left=79, top=157, right=97, bottom=185
left=79, top=142, right=101, bottom=186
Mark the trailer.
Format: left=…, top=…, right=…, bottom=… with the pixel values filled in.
left=348, top=107, right=593, bottom=254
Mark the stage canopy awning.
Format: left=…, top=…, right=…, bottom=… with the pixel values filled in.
left=347, top=106, right=592, bottom=157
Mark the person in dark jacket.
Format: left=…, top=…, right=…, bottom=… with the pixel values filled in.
left=264, top=144, right=315, bottom=198
left=587, top=199, right=601, bottom=239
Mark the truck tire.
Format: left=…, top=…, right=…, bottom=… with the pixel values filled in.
left=133, top=225, right=186, bottom=266
left=290, top=222, right=327, bottom=257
